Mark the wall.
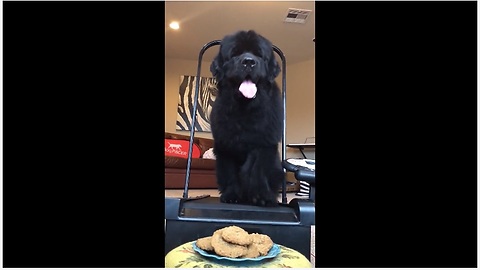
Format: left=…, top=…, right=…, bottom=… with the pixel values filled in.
left=284, top=59, right=315, bottom=160
left=165, top=58, right=213, bottom=139
left=165, top=58, right=315, bottom=160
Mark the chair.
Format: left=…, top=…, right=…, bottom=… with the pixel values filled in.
left=283, top=159, right=315, bottom=201
left=164, top=40, right=315, bottom=260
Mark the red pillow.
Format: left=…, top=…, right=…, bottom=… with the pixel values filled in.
left=165, top=139, right=201, bottom=159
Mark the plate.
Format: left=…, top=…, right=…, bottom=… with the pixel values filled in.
left=192, top=241, right=281, bottom=262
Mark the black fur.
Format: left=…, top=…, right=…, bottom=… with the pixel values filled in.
left=210, top=30, right=284, bottom=207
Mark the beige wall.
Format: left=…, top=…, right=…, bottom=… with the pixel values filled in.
left=165, top=58, right=214, bottom=139
left=285, top=59, right=315, bottom=159
left=165, top=58, right=315, bottom=159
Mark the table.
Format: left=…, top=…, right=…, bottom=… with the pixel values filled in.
left=165, top=241, right=312, bottom=268
left=286, top=143, right=315, bottom=159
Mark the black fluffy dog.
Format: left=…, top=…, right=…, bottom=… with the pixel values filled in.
left=210, top=30, right=284, bottom=207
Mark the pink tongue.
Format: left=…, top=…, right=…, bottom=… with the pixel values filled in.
left=239, top=80, right=257, bottom=99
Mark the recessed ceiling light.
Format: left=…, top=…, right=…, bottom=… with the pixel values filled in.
left=169, top=21, right=180, bottom=30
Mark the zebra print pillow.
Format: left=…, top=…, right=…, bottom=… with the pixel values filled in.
left=165, top=139, right=201, bottom=159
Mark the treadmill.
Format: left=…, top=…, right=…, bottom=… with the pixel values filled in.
left=165, top=39, right=315, bottom=260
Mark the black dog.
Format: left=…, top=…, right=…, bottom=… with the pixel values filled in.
left=210, top=30, right=284, bottom=207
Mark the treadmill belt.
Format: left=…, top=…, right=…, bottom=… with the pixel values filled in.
left=180, top=197, right=300, bottom=223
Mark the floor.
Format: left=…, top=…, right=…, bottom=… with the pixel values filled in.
left=165, top=189, right=315, bottom=266
left=164, top=188, right=307, bottom=202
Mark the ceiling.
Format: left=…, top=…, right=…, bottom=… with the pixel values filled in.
left=165, top=1, right=315, bottom=64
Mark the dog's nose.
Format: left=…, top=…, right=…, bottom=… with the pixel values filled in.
left=242, top=57, right=256, bottom=68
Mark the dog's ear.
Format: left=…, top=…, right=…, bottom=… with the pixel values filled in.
left=210, top=54, right=224, bottom=81
left=268, top=56, right=281, bottom=82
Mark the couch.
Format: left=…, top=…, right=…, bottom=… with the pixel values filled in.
left=165, top=132, right=217, bottom=189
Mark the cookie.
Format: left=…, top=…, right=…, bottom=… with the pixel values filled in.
left=211, top=228, right=248, bottom=258
left=242, top=244, right=261, bottom=258
left=196, top=236, right=213, bottom=251
left=221, top=226, right=253, bottom=246
left=250, top=233, right=273, bottom=256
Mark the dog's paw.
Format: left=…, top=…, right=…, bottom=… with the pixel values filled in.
left=220, top=193, right=240, bottom=204
left=251, top=195, right=278, bottom=207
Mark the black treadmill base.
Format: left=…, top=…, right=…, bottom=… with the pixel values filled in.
left=180, top=197, right=301, bottom=223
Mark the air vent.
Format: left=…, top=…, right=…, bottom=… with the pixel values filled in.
left=284, top=8, right=312, bottom=24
